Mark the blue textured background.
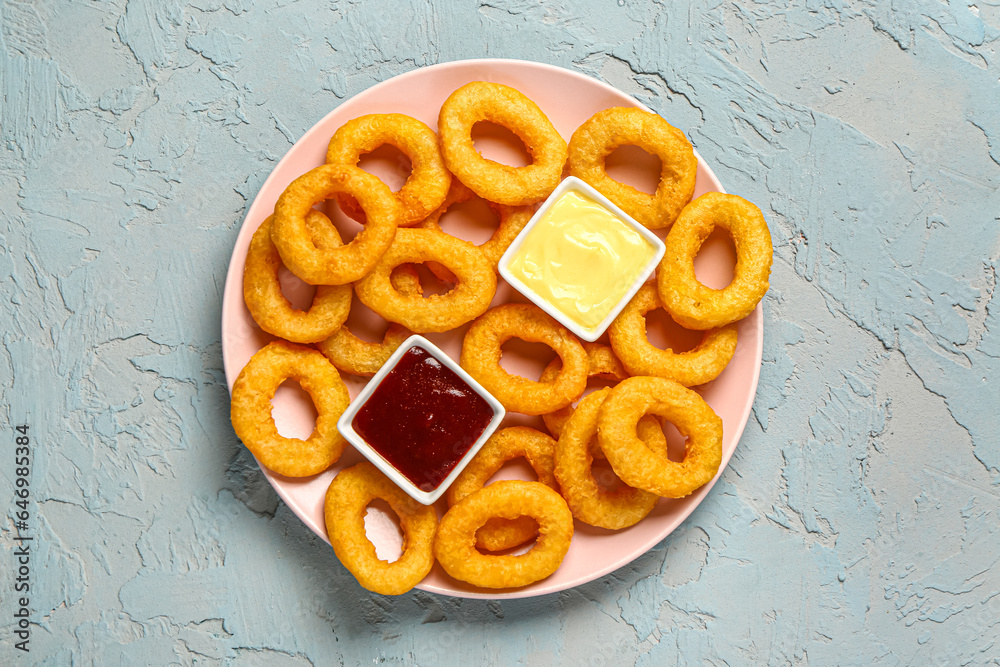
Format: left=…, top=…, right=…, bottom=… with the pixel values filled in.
left=2, top=1, right=999, bottom=664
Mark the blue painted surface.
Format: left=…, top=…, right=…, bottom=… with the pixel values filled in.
left=1, top=1, right=998, bottom=664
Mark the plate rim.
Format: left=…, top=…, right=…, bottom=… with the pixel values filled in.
left=220, top=57, right=763, bottom=600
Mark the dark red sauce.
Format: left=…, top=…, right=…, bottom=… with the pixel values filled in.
left=353, top=346, right=496, bottom=492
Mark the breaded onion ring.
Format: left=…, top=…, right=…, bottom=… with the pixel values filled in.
left=438, top=82, right=568, bottom=206
left=316, top=265, right=421, bottom=376
left=418, top=180, right=533, bottom=269
left=326, top=113, right=451, bottom=227
left=568, top=107, right=697, bottom=229
left=355, top=228, right=496, bottom=333
left=446, top=427, right=559, bottom=552
left=243, top=214, right=352, bottom=343
left=657, top=192, right=773, bottom=329
left=608, top=283, right=737, bottom=385
left=324, top=462, right=437, bottom=595
left=460, top=304, right=588, bottom=415
left=434, top=480, right=574, bottom=589
left=539, top=343, right=629, bottom=439
left=271, top=164, right=400, bottom=285
left=318, top=325, right=410, bottom=377
left=230, top=341, right=350, bottom=477
left=598, top=376, right=722, bottom=498
left=555, top=388, right=669, bottom=529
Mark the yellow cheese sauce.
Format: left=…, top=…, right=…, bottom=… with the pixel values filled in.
left=506, top=190, right=655, bottom=331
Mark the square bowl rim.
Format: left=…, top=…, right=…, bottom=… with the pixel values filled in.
left=336, top=334, right=506, bottom=505
left=497, top=176, right=666, bottom=342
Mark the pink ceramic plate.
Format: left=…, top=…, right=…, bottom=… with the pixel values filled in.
left=221, top=59, right=763, bottom=599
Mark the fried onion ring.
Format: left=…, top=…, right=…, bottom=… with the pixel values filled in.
left=657, top=192, right=772, bottom=329
left=539, top=343, right=629, bottom=439
left=446, top=427, right=559, bottom=552
left=434, top=480, right=573, bottom=589
left=355, top=228, right=496, bottom=332
left=271, top=164, right=400, bottom=285
left=230, top=341, right=349, bottom=477
left=608, top=283, right=737, bottom=385
left=568, top=107, right=697, bottom=229
left=324, top=461, right=437, bottom=595
left=326, top=113, right=451, bottom=227
left=598, top=376, right=722, bottom=498
left=555, top=388, right=669, bottom=529
left=316, top=321, right=411, bottom=378
left=460, top=304, right=587, bottom=415
left=316, top=265, right=420, bottom=376
left=418, top=180, right=533, bottom=269
left=243, top=214, right=352, bottom=343
left=438, top=82, right=567, bottom=206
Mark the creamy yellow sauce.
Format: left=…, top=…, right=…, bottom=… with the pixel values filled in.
left=506, top=190, right=655, bottom=331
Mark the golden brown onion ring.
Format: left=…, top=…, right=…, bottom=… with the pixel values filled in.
left=568, top=106, right=697, bottom=229
left=434, top=480, right=573, bottom=589
left=230, top=341, right=349, bottom=477
left=271, top=164, right=400, bottom=285
left=460, top=304, right=588, bottom=416
left=324, top=462, right=437, bottom=595
left=608, top=283, right=737, bottom=385
left=243, top=214, right=352, bottom=343
left=657, top=192, right=773, bottom=329
left=597, top=376, right=722, bottom=498
left=438, top=81, right=567, bottom=206
left=355, top=228, right=496, bottom=333
left=326, top=113, right=451, bottom=227
left=446, top=426, right=559, bottom=552
left=555, top=388, right=669, bottom=529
